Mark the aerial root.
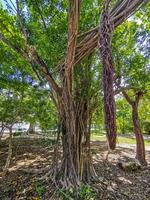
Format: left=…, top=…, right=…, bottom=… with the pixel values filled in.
left=19, top=165, right=51, bottom=174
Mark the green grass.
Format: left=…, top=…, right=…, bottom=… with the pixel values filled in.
left=92, top=134, right=150, bottom=146
left=91, top=134, right=106, bottom=141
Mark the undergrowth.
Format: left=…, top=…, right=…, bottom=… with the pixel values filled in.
left=57, top=184, right=97, bottom=200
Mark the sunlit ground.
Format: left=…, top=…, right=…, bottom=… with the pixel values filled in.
left=92, top=134, right=150, bottom=146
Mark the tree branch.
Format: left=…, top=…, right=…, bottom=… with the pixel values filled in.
left=0, top=32, right=61, bottom=96
left=122, top=91, right=134, bottom=105
left=56, top=0, right=147, bottom=72
left=115, top=86, right=134, bottom=95
left=63, top=0, right=80, bottom=93
left=135, top=91, right=145, bottom=104
left=72, top=0, right=148, bottom=66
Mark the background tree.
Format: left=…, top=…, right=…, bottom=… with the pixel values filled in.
left=113, top=16, right=150, bottom=164
left=0, top=81, right=24, bottom=175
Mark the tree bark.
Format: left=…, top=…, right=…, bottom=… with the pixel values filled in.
left=81, top=111, right=96, bottom=182
left=99, top=0, right=117, bottom=150
left=132, top=104, right=146, bottom=165
left=122, top=91, right=147, bottom=165
left=27, top=122, right=35, bottom=134
left=52, top=0, right=82, bottom=187
left=54, top=55, right=96, bottom=185
left=3, top=128, right=13, bottom=176
left=58, top=100, right=95, bottom=185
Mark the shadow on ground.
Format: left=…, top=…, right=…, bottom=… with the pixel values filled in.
left=0, top=137, right=150, bottom=200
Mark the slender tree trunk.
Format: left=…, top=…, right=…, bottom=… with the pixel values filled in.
left=123, top=91, right=147, bottom=165
left=3, top=128, right=13, bottom=176
left=27, top=122, right=35, bottom=134
left=122, top=115, right=125, bottom=134
left=132, top=104, right=146, bottom=165
left=99, top=0, right=117, bottom=150
left=81, top=112, right=96, bottom=182
left=0, top=125, right=5, bottom=140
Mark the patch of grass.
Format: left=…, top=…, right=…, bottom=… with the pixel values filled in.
left=35, top=181, right=45, bottom=197
left=57, top=184, right=97, bottom=200
left=117, top=137, right=135, bottom=145
left=118, top=136, right=150, bottom=146
left=91, top=148, right=97, bottom=155
left=13, top=132, right=22, bottom=136
left=37, top=138, right=55, bottom=147
left=92, top=134, right=150, bottom=146
left=91, top=134, right=106, bottom=141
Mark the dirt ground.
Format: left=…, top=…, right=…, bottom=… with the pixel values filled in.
left=0, top=137, right=150, bottom=200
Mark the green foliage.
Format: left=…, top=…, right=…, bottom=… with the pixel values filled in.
left=116, top=98, right=132, bottom=134
left=112, top=9, right=150, bottom=136
left=13, top=131, right=22, bottom=137
left=39, top=138, right=56, bottom=147
left=58, top=184, right=97, bottom=200
left=20, top=86, right=57, bottom=131
left=91, top=148, right=97, bottom=155
left=1, top=0, right=149, bottom=137
left=142, top=121, right=150, bottom=135
left=35, top=181, right=45, bottom=197
left=79, top=184, right=97, bottom=200
left=0, top=88, right=23, bottom=126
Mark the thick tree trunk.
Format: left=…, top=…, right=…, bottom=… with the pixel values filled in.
left=53, top=98, right=95, bottom=187
left=53, top=0, right=85, bottom=187
left=99, top=1, right=117, bottom=150
left=59, top=111, right=78, bottom=187
left=59, top=54, right=96, bottom=185
left=132, top=104, right=146, bottom=165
